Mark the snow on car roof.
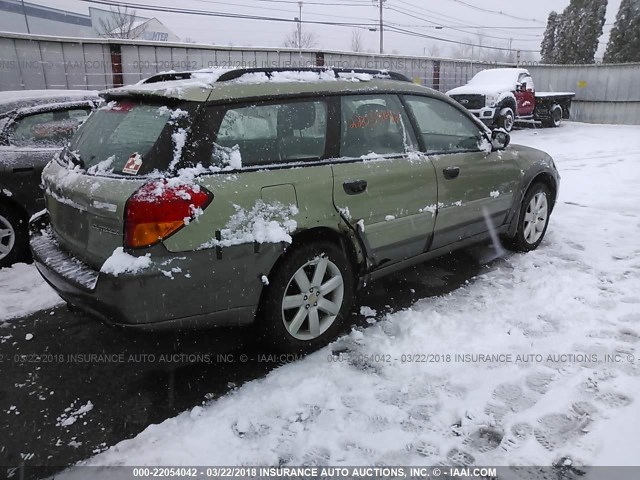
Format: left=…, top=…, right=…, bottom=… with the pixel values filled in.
left=0, top=89, right=100, bottom=116
left=0, top=89, right=99, bottom=105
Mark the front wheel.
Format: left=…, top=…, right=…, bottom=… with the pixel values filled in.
left=0, top=204, right=28, bottom=268
left=259, top=241, right=355, bottom=353
left=504, top=183, right=551, bottom=252
left=497, top=107, right=515, bottom=132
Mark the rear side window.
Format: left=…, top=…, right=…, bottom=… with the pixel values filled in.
left=404, top=95, right=484, bottom=153
left=10, top=108, right=90, bottom=148
left=213, top=100, right=327, bottom=168
left=68, top=101, right=190, bottom=175
left=340, top=94, right=416, bottom=158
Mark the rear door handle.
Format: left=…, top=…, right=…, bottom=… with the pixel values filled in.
left=343, top=179, right=368, bottom=195
left=443, top=166, right=460, bottom=180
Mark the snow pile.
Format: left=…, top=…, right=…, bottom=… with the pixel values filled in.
left=0, top=263, right=63, bottom=323
left=204, top=200, right=299, bottom=248
left=212, top=143, right=243, bottom=170
left=100, top=248, right=152, bottom=276
left=86, top=156, right=114, bottom=176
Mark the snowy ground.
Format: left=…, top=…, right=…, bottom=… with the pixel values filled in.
left=2, top=122, right=640, bottom=471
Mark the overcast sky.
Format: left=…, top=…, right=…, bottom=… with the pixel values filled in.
left=40, top=0, right=622, bottom=59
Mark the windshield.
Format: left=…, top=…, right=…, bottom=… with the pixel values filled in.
left=67, top=100, right=189, bottom=176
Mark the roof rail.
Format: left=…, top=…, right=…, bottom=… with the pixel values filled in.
left=215, top=67, right=412, bottom=83
left=141, top=67, right=411, bottom=85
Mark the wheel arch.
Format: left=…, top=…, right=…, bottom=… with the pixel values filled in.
left=256, top=226, right=363, bottom=313
left=0, top=194, right=30, bottom=223
left=506, top=168, right=559, bottom=238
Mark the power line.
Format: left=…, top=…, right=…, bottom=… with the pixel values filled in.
left=385, top=24, right=539, bottom=53
left=446, top=0, right=546, bottom=24
left=387, top=5, right=542, bottom=42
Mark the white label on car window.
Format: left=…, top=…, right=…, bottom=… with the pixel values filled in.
left=122, top=153, right=143, bottom=175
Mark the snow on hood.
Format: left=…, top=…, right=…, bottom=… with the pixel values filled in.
left=447, top=68, right=526, bottom=97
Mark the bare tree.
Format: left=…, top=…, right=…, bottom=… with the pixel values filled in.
left=282, top=29, right=319, bottom=49
left=425, top=43, right=442, bottom=58
left=351, top=29, right=364, bottom=52
left=98, top=7, right=145, bottom=39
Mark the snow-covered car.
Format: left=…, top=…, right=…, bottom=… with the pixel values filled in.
left=447, top=68, right=575, bottom=132
left=0, top=90, right=101, bottom=267
left=29, top=67, right=560, bottom=352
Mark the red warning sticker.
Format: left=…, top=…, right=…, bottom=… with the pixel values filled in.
left=122, top=153, right=143, bottom=175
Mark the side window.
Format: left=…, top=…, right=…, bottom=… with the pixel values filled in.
left=213, top=100, right=327, bottom=168
left=340, top=95, right=416, bottom=158
left=404, top=95, right=484, bottom=154
left=9, top=108, right=90, bottom=147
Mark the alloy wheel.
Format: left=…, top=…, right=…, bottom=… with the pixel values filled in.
left=523, top=192, right=548, bottom=244
left=281, top=254, right=345, bottom=341
left=0, top=214, right=16, bottom=261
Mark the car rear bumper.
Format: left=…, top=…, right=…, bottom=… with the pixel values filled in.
left=29, top=218, right=279, bottom=330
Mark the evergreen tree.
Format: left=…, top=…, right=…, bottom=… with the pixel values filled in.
left=604, top=0, right=640, bottom=63
left=541, top=11, right=560, bottom=63
left=554, top=0, right=608, bottom=64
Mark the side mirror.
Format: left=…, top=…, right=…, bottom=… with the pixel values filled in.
left=491, top=129, right=510, bottom=151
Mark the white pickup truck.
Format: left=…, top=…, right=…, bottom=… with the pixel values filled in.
left=447, top=68, right=575, bottom=132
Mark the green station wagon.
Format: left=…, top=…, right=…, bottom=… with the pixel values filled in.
left=30, top=67, right=560, bottom=352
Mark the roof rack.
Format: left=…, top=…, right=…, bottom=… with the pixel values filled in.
left=141, top=67, right=411, bottom=85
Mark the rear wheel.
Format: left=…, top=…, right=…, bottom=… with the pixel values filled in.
left=504, top=183, right=551, bottom=252
left=0, top=204, right=28, bottom=268
left=498, top=107, right=515, bottom=132
left=544, top=105, right=562, bottom=128
left=259, top=241, right=355, bottom=353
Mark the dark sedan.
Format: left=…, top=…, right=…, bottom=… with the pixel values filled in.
left=0, top=90, right=101, bottom=267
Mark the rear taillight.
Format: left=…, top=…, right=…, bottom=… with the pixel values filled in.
left=124, top=181, right=213, bottom=249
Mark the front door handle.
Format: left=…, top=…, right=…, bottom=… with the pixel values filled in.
left=443, top=166, right=460, bottom=180
left=343, top=179, right=368, bottom=195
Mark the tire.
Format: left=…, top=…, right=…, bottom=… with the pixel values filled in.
left=498, top=107, right=515, bottom=132
left=504, top=183, right=552, bottom=252
left=543, top=105, right=562, bottom=128
left=259, top=241, right=355, bottom=353
left=0, top=203, right=29, bottom=269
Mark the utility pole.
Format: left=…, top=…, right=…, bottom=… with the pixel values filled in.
left=298, top=1, right=303, bottom=54
left=377, top=0, right=384, bottom=54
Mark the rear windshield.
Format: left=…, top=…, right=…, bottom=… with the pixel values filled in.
left=67, top=100, right=191, bottom=176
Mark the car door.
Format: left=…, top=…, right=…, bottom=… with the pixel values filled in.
left=403, top=94, right=521, bottom=250
left=516, top=72, right=535, bottom=118
left=0, top=102, right=93, bottom=213
left=331, top=94, right=439, bottom=267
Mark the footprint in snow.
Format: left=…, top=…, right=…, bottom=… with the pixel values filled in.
left=302, top=446, right=331, bottom=466
left=594, top=391, right=633, bottom=408
left=445, top=448, right=476, bottom=467
left=616, top=328, right=640, bottom=343
left=525, top=371, right=557, bottom=395
left=533, top=403, right=597, bottom=452
left=499, top=422, right=533, bottom=453
left=462, top=427, right=504, bottom=453
left=409, top=440, right=440, bottom=458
